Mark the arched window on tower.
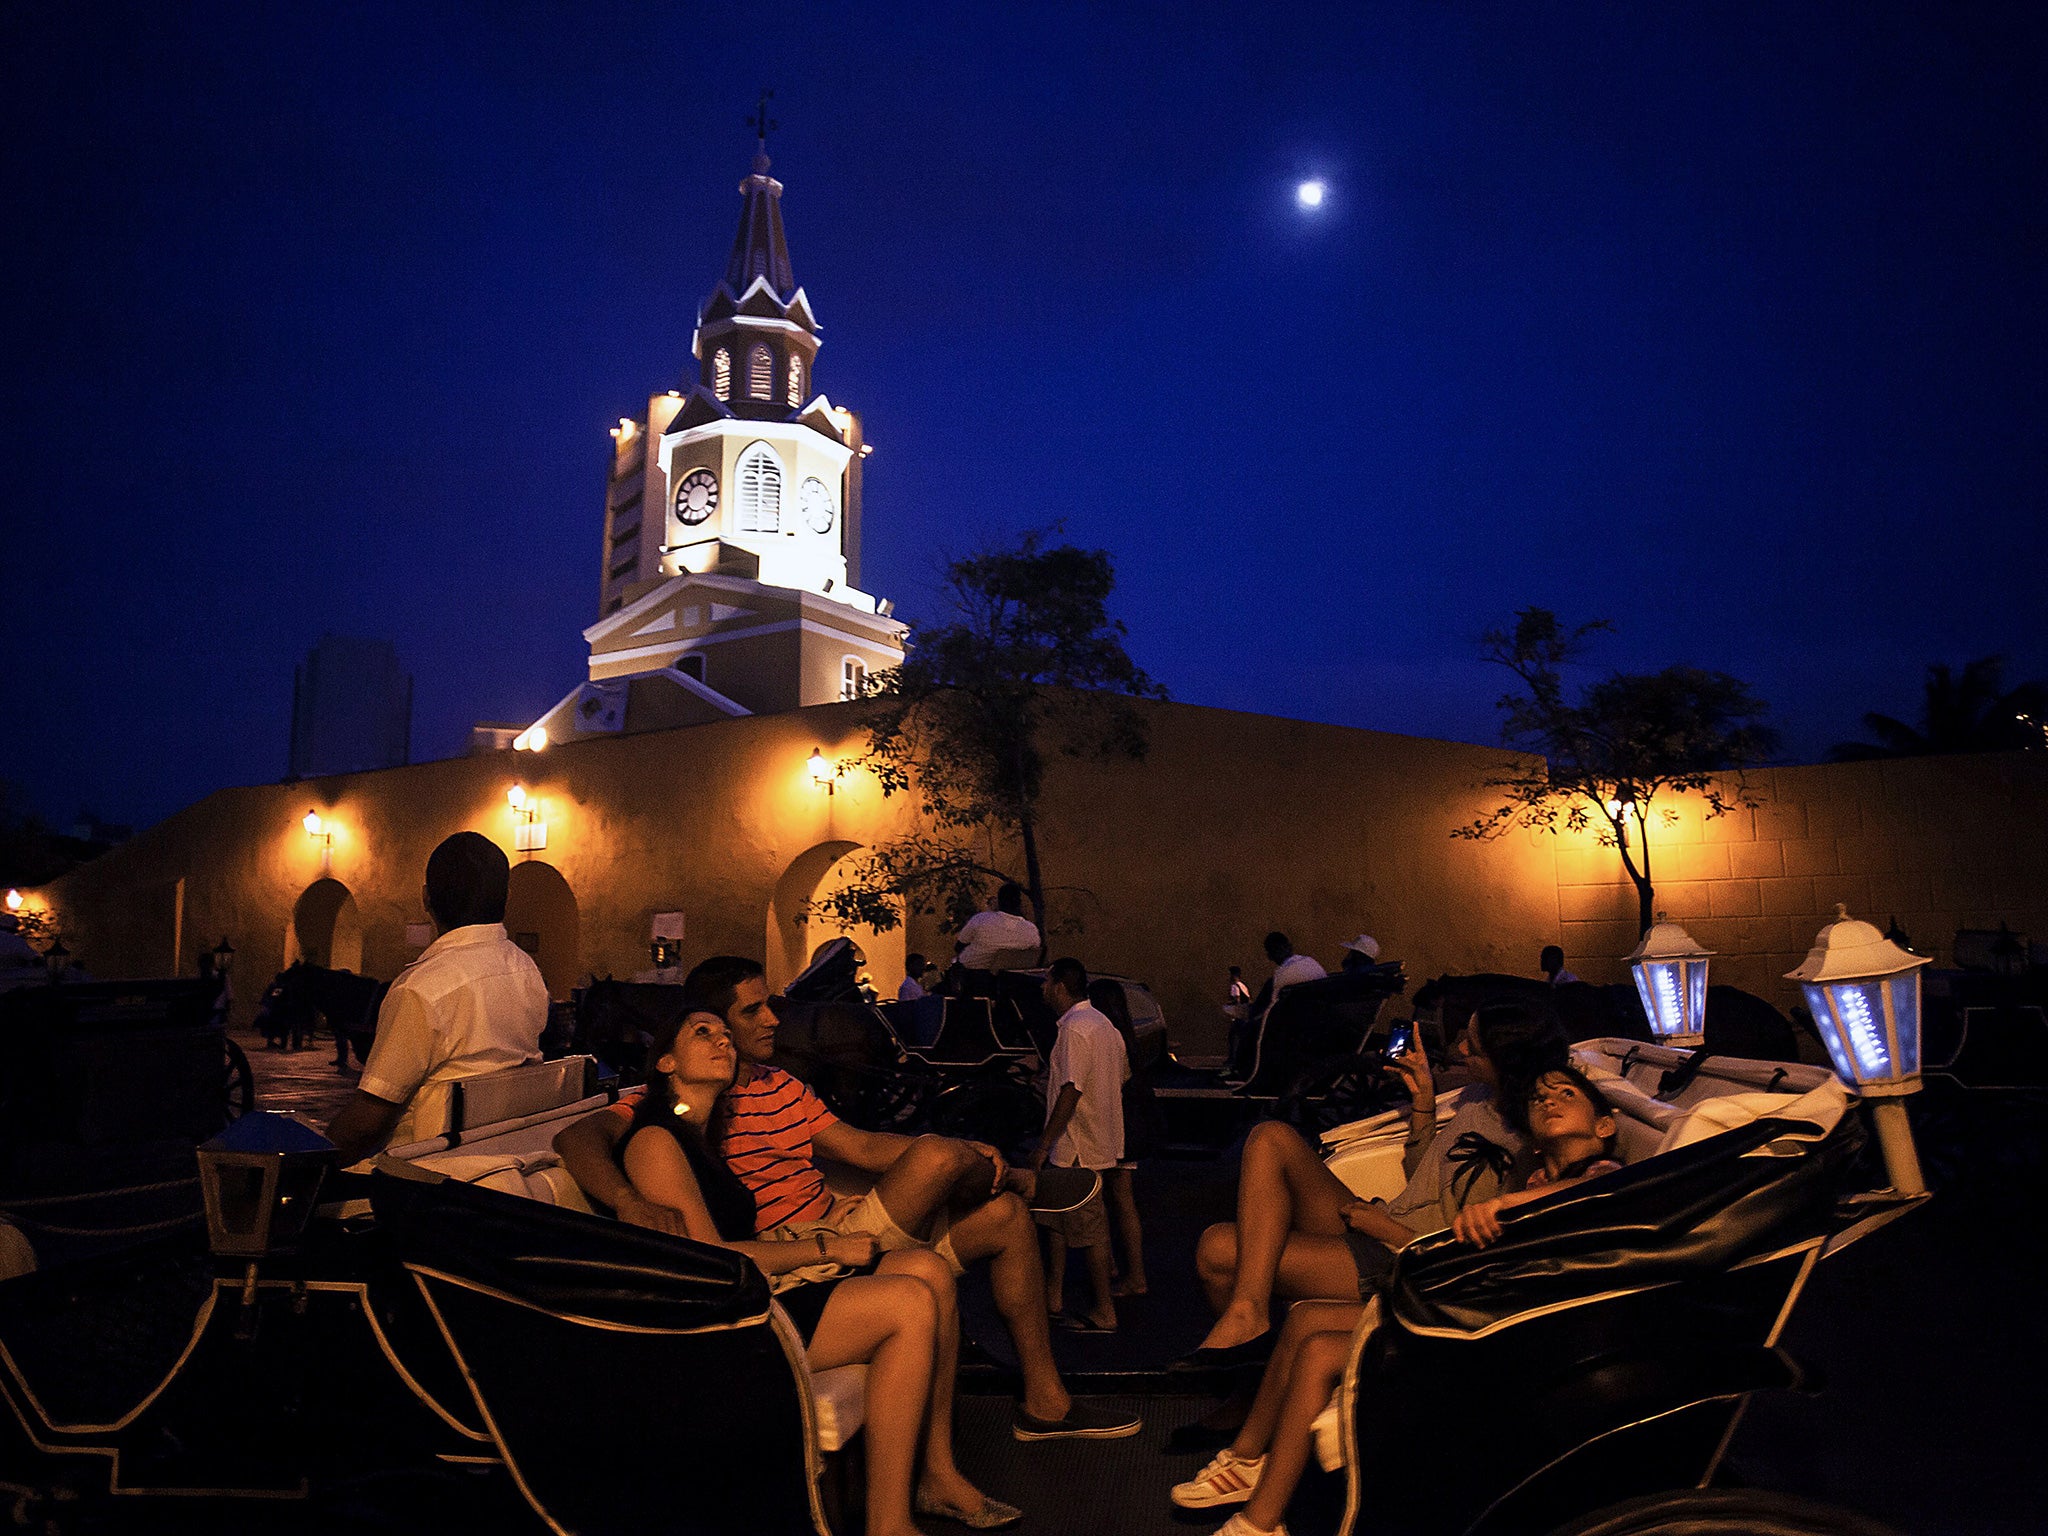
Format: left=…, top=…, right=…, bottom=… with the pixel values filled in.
left=712, top=348, right=731, bottom=400
left=787, top=354, right=804, bottom=407
left=747, top=345, right=773, bottom=400
left=736, top=442, right=783, bottom=533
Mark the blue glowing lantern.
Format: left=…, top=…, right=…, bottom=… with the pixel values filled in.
left=1625, top=915, right=1712, bottom=1048
left=1786, top=903, right=1929, bottom=1194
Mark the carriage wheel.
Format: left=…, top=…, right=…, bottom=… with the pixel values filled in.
left=223, top=1037, right=256, bottom=1120
left=1547, top=1489, right=1906, bottom=1536
left=1277, top=1053, right=1393, bottom=1138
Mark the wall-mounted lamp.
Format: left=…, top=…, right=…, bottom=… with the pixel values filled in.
left=513, top=725, right=549, bottom=752
left=808, top=748, right=838, bottom=796
left=1604, top=795, right=1639, bottom=824
left=211, top=936, right=236, bottom=980
left=508, top=784, right=547, bottom=852
left=43, top=935, right=70, bottom=986
left=303, top=810, right=335, bottom=872
left=3, top=889, right=20, bottom=913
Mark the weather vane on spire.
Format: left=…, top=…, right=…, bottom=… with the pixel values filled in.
left=748, top=89, right=777, bottom=170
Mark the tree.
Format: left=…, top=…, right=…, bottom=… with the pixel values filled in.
left=1453, top=609, right=1778, bottom=936
left=1828, top=656, right=2048, bottom=760
left=811, top=532, right=1166, bottom=946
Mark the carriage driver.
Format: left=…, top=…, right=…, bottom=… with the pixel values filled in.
left=554, top=955, right=1142, bottom=1443
left=322, top=833, right=548, bottom=1164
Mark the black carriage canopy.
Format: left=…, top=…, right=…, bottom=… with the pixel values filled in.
left=1386, top=1112, right=1863, bottom=1338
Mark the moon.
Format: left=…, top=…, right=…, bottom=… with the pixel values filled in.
left=1296, top=179, right=1326, bottom=209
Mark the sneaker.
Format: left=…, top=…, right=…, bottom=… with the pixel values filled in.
left=1215, top=1513, right=1287, bottom=1536
left=1011, top=1400, right=1143, bottom=1441
left=1170, top=1448, right=1265, bottom=1509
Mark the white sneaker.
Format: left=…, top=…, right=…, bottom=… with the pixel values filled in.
left=1170, top=1448, right=1265, bottom=1509
left=1215, top=1512, right=1288, bottom=1536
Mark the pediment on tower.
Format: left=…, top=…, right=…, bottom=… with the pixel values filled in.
left=735, top=277, right=791, bottom=319
left=784, top=287, right=819, bottom=330
left=795, top=397, right=849, bottom=442
left=664, top=389, right=732, bottom=433
left=699, top=286, right=739, bottom=325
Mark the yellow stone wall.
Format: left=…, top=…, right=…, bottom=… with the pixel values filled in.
left=35, top=703, right=2046, bottom=1056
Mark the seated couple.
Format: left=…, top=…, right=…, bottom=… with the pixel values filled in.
left=1176, top=1003, right=1623, bottom=1536
left=553, top=957, right=1140, bottom=1536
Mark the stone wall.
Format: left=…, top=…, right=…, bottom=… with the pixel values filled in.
left=33, top=702, right=2045, bottom=1057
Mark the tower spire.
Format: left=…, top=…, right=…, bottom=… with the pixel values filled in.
left=723, top=91, right=795, bottom=296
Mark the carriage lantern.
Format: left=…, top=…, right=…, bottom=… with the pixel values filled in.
left=211, top=936, right=236, bottom=979
left=197, top=1111, right=334, bottom=1260
left=42, top=936, right=70, bottom=985
left=1625, top=915, right=1711, bottom=1047
left=1786, top=904, right=1929, bottom=1195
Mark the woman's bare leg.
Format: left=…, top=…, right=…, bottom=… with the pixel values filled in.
left=877, top=1249, right=994, bottom=1518
left=807, top=1274, right=939, bottom=1536
left=1195, top=1122, right=1361, bottom=1350
left=1105, top=1167, right=1147, bottom=1295
left=1240, top=1329, right=1352, bottom=1534
left=1228, top=1302, right=1362, bottom=1460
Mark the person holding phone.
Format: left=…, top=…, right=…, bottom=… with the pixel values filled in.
left=1178, top=1001, right=1568, bottom=1371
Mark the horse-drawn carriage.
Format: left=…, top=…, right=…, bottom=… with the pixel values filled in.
left=0, top=1026, right=1935, bottom=1536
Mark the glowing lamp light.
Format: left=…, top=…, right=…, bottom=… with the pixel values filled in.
left=1787, top=904, right=1930, bottom=1195
left=512, top=725, right=548, bottom=752
left=507, top=784, right=527, bottom=811
left=1625, top=915, right=1711, bottom=1047
left=1605, top=796, right=1639, bottom=824
left=808, top=747, right=836, bottom=796
left=507, top=783, right=547, bottom=851
left=1296, top=179, right=1326, bottom=208
left=4, top=889, right=20, bottom=912
left=302, top=811, right=325, bottom=839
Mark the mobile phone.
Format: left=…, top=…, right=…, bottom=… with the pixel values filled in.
left=1385, top=1021, right=1415, bottom=1058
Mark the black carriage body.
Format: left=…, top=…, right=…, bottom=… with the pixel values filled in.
left=1335, top=1110, right=1909, bottom=1536
left=0, top=1171, right=829, bottom=1535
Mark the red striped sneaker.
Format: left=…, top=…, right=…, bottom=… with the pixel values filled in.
left=1170, top=1448, right=1265, bottom=1509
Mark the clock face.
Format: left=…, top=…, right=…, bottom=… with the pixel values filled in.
left=800, top=477, right=834, bottom=535
left=673, top=468, right=718, bottom=526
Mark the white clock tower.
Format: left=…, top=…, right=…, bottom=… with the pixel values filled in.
left=520, top=124, right=906, bottom=746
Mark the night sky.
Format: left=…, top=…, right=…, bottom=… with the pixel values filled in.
left=5, top=2, right=2044, bottom=830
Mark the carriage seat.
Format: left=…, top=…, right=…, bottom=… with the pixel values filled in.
left=1320, top=1042, right=1851, bottom=1205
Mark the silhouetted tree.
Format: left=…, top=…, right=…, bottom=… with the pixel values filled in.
left=1454, top=610, right=1778, bottom=936
left=1828, top=656, right=2048, bottom=760
left=812, top=531, right=1165, bottom=945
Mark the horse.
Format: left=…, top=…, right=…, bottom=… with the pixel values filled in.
left=252, top=961, right=389, bottom=1068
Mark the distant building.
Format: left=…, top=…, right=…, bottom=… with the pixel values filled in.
left=288, top=635, right=412, bottom=778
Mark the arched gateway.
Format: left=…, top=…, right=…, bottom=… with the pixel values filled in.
left=766, top=840, right=905, bottom=996
left=290, top=877, right=362, bottom=972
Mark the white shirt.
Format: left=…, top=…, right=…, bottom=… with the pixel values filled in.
left=956, top=909, right=1042, bottom=970
left=897, top=976, right=927, bottom=1001
left=358, top=923, right=549, bottom=1148
left=1265, top=953, right=1327, bottom=1017
left=1045, top=1001, right=1129, bottom=1171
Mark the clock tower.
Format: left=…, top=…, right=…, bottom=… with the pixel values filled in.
left=516, top=125, right=905, bottom=747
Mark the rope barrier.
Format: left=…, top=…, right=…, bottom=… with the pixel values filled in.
left=0, top=1176, right=200, bottom=1210
left=1, top=1209, right=202, bottom=1238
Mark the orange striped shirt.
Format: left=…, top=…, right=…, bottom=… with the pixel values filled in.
left=608, top=1067, right=838, bottom=1231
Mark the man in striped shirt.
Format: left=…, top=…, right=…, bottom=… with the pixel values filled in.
left=555, top=955, right=1139, bottom=1442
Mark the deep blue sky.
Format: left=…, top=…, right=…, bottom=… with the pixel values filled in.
left=5, top=1, right=2044, bottom=829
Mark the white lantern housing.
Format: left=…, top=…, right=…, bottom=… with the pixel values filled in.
left=1625, top=916, right=1712, bottom=1047
left=1786, top=903, right=1931, bottom=1194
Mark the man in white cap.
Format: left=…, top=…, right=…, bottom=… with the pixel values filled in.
left=1338, top=933, right=1382, bottom=974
